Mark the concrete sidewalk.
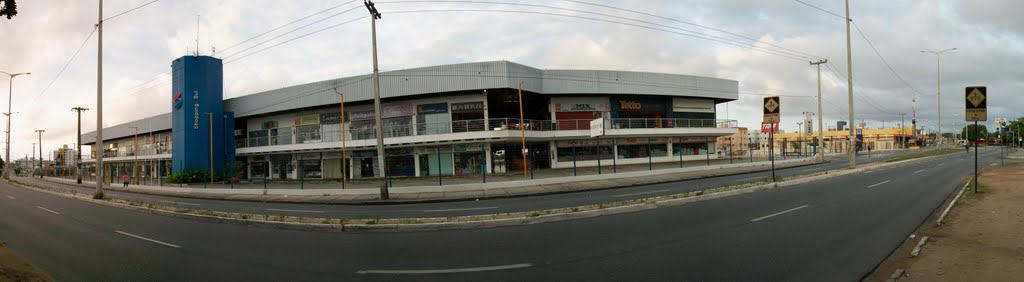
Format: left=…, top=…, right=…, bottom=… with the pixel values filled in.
left=22, top=157, right=819, bottom=204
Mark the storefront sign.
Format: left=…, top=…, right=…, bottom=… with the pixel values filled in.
left=553, top=97, right=610, bottom=112
left=451, top=102, right=485, bottom=113
left=382, top=104, right=413, bottom=118
left=672, top=98, right=715, bottom=113
left=350, top=110, right=376, bottom=121
left=417, top=103, right=448, bottom=114
left=261, top=120, right=278, bottom=129
left=320, top=112, right=343, bottom=124
left=294, top=114, right=320, bottom=126
left=453, top=144, right=483, bottom=152
left=616, top=98, right=663, bottom=112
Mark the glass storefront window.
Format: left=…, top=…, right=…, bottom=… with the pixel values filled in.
left=301, top=159, right=321, bottom=178
left=555, top=140, right=612, bottom=161
left=382, top=116, right=412, bottom=138
left=295, top=125, right=321, bottom=143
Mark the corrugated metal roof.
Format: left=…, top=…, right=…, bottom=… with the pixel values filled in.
left=81, top=112, right=171, bottom=145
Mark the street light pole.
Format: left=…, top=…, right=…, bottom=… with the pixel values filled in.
left=844, top=0, right=856, bottom=169
left=35, top=130, right=44, bottom=179
left=922, top=47, right=956, bottom=146
left=810, top=59, right=826, bottom=162
left=1, top=71, right=30, bottom=180
left=900, top=113, right=906, bottom=149
left=72, top=107, right=88, bottom=184
left=95, top=0, right=105, bottom=198
left=364, top=0, right=388, bottom=199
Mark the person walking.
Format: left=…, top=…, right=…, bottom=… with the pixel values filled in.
left=122, top=173, right=130, bottom=188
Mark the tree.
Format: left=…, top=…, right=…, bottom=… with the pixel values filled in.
left=1, top=0, right=17, bottom=19
left=961, top=124, right=989, bottom=141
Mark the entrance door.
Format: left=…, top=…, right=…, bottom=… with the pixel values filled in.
left=277, top=163, right=287, bottom=179
left=360, top=158, right=375, bottom=177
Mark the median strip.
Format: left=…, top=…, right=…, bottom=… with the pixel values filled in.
left=356, top=263, right=532, bottom=274
left=751, top=204, right=809, bottom=222
left=115, top=230, right=182, bottom=249
left=36, top=206, right=60, bottom=215
left=159, top=200, right=200, bottom=206
left=266, top=208, right=323, bottom=213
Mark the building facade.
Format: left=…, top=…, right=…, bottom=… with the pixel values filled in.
left=80, top=60, right=738, bottom=183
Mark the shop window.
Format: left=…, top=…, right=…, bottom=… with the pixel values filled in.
left=295, top=125, right=321, bottom=143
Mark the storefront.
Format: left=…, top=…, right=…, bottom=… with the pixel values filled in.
left=297, top=153, right=321, bottom=178
left=385, top=147, right=415, bottom=177
left=294, top=114, right=321, bottom=143
left=320, top=112, right=345, bottom=142
left=416, top=103, right=450, bottom=135
left=321, top=151, right=348, bottom=179
left=268, top=154, right=292, bottom=179
left=612, top=96, right=669, bottom=128
left=351, top=150, right=379, bottom=178
left=673, top=136, right=711, bottom=156
left=451, top=101, right=485, bottom=132
left=552, top=97, right=609, bottom=130
left=555, top=138, right=613, bottom=161
left=349, top=110, right=376, bottom=140
left=616, top=137, right=668, bottom=159
left=418, top=146, right=453, bottom=176
left=381, top=103, right=413, bottom=138
left=453, top=143, right=486, bottom=175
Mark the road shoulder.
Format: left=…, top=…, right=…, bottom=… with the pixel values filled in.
left=0, top=241, right=52, bottom=282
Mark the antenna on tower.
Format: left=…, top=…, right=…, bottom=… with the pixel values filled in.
left=194, top=14, right=200, bottom=56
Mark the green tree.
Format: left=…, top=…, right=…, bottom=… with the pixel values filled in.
left=961, top=124, right=989, bottom=141
left=1, top=0, right=17, bottom=19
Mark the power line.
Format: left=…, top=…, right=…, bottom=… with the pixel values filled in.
left=220, top=6, right=364, bottom=60
left=218, top=0, right=359, bottom=54
left=103, top=0, right=160, bottom=22
left=35, top=27, right=98, bottom=101
left=851, top=21, right=927, bottom=98
left=793, top=0, right=845, bottom=20
left=224, top=16, right=367, bottom=64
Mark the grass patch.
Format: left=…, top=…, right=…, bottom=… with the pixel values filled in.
left=956, top=180, right=988, bottom=207
left=885, top=147, right=964, bottom=163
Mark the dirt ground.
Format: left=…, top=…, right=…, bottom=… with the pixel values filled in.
left=0, top=242, right=51, bottom=282
left=866, top=162, right=1024, bottom=281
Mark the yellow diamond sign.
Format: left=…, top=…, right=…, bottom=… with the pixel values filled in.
left=763, top=96, right=780, bottom=124
left=965, top=86, right=987, bottom=122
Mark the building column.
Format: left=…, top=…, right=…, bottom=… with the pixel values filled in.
left=549, top=141, right=559, bottom=168
left=413, top=150, right=421, bottom=177
left=485, top=143, right=493, bottom=173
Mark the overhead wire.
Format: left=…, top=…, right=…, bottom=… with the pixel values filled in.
left=34, top=27, right=98, bottom=101
left=103, top=0, right=160, bottom=22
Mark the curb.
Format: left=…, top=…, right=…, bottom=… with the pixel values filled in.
left=910, top=236, right=929, bottom=257
left=936, top=180, right=972, bottom=226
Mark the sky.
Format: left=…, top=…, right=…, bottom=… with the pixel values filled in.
left=2, top=0, right=1024, bottom=161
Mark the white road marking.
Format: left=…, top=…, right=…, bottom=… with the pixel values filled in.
left=266, top=208, right=324, bottom=213
left=868, top=180, right=891, bottom=188
left=115, top=230, right=182, bottom=249
left=802, top=168, right=821, bottom=172
left=423, top=206, right=499, bottom=213
left=158, top=200, right=200, bottom=206
left=4, top=195, right=13, bottom=199
left=913, top=169, right=926, bottom=174
left=36, top=206, right=60, bottom=215
left=611, top=189, right=671, bottom=198
left=938, top=162, right=945, bottom=166
left=991, top=162, right=999, bottom=166
left=864, top=170, right=874, bottom=174
left=751, top=205, right=809, bottom=222
left=735, top=177, right=762, bottom=182
left=356, top=263, right=532, bottom=274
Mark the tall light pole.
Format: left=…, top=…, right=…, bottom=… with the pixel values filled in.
left=72, top=107, right=88, bottom=184
left=900, top=113, right=906, bottom=149
left=1, top=71, right=30, bottom=180
left=922, top=47, right=956, bottom=146
left=364, top=0, right=388, bottom=199
left=810, top=59, right=827, bottom=161
left=334, top=88, right=347, bottom=189
left=35, top=129, right=44, bottom=179
left=844, top=0, right=856, bottom=169
left=95, top=0, right=105, bottom=198
left=129, top=126, right=138, bottom=185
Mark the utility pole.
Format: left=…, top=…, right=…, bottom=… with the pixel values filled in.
left=95, top=0, right=105, bottom=197
left=2, top=71, right=30, bottom=180
left=35, top=130, right=44, bottom=179
left=844, top=0, right=856, bottom=169
left=335, top=89, right=347, bottom=189
left=72, top=107, right=88, bottom=184
left=922, top=48, right=956, bottom=146
left=364, top=0, right=388, bottom=199
left=810, top=59, right=827, bottom=161
left=900, top=113, right=906, bottom=149
left=129, top=126, right=138, bottom=185
left=518, top=81, right=527, bottom=180
left=30, top=143, right=34, bottom=177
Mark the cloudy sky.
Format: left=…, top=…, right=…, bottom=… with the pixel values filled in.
left=2, top=0, right=1022, bottom=160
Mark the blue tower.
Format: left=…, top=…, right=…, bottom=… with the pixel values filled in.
left=171, top=55, right=235, bottom=175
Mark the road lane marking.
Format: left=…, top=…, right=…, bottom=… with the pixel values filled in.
left=913, top=169, right=926, bottom=174
left=611, top=189, right=671, bottom=198
left=991, top=162, right=999, bottom=166
left=864, top=171, right=874, bottom=174
left=115, top=230, right=182, bottom=249
left=735, top=177, right=762, bottom=182
left=356, top=263, right=532, bottom=274
left=423, top=206, right=499, bottom=213
left=802, top=168, right=821, bottom=172
left=36, top=206, right=60, bottom=215
left=751, top=205, right=809, bottom=222
left=938, top=162, right=945, bottom=166
left=158, top=200, right=200, bottom=206
left=868, top=180, right=891, bottom=188
left=266, top=208, right=324, bottom=213
left=4, top=195, right=13, bottom=199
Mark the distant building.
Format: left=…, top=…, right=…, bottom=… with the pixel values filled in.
left=837, top=121, right=847, bottom=131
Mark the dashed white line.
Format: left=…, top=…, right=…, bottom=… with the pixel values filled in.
left=868, top=180, right=891, bottom=188
left=611, top=189, right=671, bottom=198
left=36, top=206, right=60, bottom=215
left=4, top=195, right=13, bottom=199
left=266, top=208, right=324, bottom=213
left=115, top=230, right=182, bottom=249
left=356, top=263, right=532, bottom=274
left=991, top=162, right=999, bottom=166
left=158, top=200, right=200, bottom=206
left=423, top=206, right=499, bottom=213
left=802, top=168, right=821, bottom=172
left=865, top=171, right=874, bottom=174
left=735, top=177, right=763, bottom=182
left=751, top=205, right=809, bottom=222
left=913, top=169, right=926, bottom=174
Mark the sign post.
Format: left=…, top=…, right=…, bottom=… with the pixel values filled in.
left=966, top=86, right=987, bottom=193
left=590, top=118, right=604, bottom=175
left=763, top=96, right=780, bottom=182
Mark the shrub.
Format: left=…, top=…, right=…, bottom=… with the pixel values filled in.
left=166, top=169, right=222, bottom=183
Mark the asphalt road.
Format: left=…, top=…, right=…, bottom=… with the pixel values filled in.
left=0, top=147, right=1002, bottom=281
left=18, top=149, right=927, bottom=220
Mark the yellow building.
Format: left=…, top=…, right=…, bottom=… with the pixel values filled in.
left=771, top=127, right=913, bottom=153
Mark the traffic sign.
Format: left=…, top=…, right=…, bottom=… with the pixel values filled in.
left=763, top=96, right=780, bottom=124
left=965, top=86, right=987, bottom=121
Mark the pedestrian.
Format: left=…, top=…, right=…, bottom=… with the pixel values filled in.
left=122, top=173, right=129, bottom=187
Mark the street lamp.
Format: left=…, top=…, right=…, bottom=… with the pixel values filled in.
left=1, top=71, right=30, bottom=180
left=921, top=47, right=957, bottom=146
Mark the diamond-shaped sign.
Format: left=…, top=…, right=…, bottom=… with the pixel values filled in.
left=763, top=96, right=780, bottom=124
left=765, top=99, right=778, bottom=112
left=965, top=86, right=987, bottom=121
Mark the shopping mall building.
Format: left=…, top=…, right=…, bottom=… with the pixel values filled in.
left=80, top=58, right=739, bottom=182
